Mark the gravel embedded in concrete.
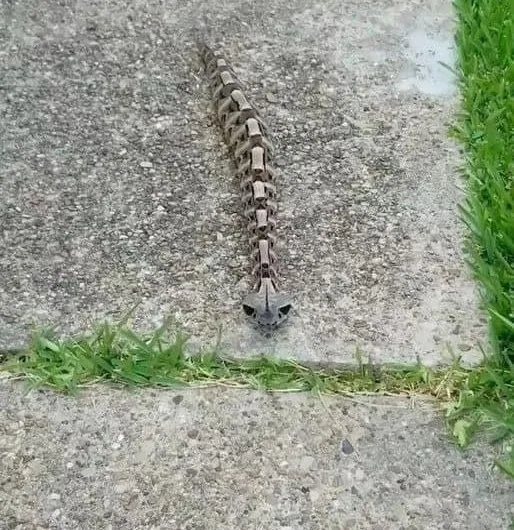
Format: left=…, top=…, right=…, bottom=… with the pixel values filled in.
left=0, top=0, right=484, bottom=364
left=1, top=380, right=512, bottom=530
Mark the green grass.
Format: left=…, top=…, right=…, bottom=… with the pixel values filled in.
left=444, top=0, right=514, bottom=479
left=452, top=0, right=514, bottom=362
left=0, top=317, right=513, bottom=479
left=0, top=319, right=464, bottom=396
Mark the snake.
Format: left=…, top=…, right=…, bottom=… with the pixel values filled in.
left=197, top=41, right=293, bottom=330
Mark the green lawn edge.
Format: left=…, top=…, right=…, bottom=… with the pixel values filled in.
left=446, top=0, right=514, bottom=478
left=452, top=0, right=514, bottom=362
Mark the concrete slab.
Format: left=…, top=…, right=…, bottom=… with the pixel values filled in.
left=0, top=0, right=486, bottom=364
left=1, top=381, right=512, bottom=529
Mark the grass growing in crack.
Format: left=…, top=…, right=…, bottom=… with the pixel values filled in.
left=445, top=0, right=514, bottom=479
left=0, top=320, right=461, bottom=396
left=0, top=319, right=513, bottom=478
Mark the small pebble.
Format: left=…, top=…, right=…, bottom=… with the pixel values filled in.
left=187, top=429, right=199, bottom=439
left=340, top=438, right=355, bottom=455
left=140, top=161, right=153, bottom=168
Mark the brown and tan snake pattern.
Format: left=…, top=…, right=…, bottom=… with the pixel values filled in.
left=198, top=42, right=293, bottom=329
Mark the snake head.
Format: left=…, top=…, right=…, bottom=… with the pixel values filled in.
left=242, top=280, right=293, bottom=329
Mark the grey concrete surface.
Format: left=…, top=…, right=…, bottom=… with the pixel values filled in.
left=1, top=380, right=512, bottom=530
left=0, top=0, right=486, bottom=364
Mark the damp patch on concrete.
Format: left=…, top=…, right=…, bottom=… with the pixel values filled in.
left=397, top=29, right=458, bottom=97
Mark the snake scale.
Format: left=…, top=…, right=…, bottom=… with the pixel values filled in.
left=198, top=41, right=293, bottom=329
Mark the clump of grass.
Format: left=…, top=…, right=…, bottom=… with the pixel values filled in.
left=0, top=318, right=512, bottom=477
left=451, top=0, right=514, bottom=363
left=446, top=0, right=514, bottom=479
left=0, top=319, right=463, bottom=397
left=444, top=355, right=514, bottom=477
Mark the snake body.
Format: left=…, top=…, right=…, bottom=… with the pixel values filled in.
left=198, top=42, right=292, bottom=329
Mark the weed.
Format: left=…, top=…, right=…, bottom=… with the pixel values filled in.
left=1, top=317, right=512, bottom=476
left=0, top=319, right=462, bottom=397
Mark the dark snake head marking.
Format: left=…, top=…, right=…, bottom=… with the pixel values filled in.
left=242, top=285, right=292, bottom=330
